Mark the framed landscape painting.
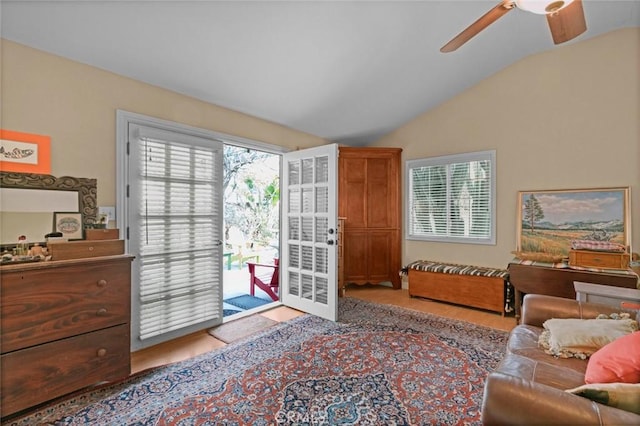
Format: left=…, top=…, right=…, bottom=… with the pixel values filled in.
left=516, top=187, right=630, bottom=258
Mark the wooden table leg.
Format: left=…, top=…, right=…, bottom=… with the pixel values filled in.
left=515, top=288, right=522, bottom=323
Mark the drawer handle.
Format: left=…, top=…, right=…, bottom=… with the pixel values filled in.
left=97, top=308, right=108, bottom=316
left=97, top=348, right=107, bottom=357
left=97, top=279, right=108, bottom=287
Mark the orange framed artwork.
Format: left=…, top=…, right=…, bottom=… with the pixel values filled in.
left=0, top=129, right=51, bottom=174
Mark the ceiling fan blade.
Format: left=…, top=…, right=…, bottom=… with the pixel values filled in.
left=440, top=1, right=515, bottom=53
left=546, top=0, right=587, bottom=44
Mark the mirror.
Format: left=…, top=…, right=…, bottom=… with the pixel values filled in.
left=0, top=172, right=97, bottom=245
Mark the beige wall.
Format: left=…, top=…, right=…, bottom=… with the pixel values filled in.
left=1, top=40, right=328, bottom=208
left=3, top=30, right=639, bottom=272
left=373, top=28, right=640, bottom=272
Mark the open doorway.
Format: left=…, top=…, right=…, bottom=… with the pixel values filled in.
left=222, top=145, right=280, bottom=318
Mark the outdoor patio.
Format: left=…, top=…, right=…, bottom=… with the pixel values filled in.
left=222, top=247, right=279, bottom=318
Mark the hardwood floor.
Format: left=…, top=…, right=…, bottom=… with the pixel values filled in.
left=131, top=285, right=517, bottom=374
left=130, top=306, right=303, bottom=374
left=345, top=285, right=517, bottom=332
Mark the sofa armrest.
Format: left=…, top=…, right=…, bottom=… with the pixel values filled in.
left=481, top=372, right=640, bottom=425
left=520, top=294, right=637, bottom=327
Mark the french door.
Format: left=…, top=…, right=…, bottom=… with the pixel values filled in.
left=123, top=116, right=225, bottom=351
left=119, top=111, right=338, bottom=350
left=281, top=144, right=339, bottom=321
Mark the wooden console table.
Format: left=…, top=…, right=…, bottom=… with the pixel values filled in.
left=508, top=261, right=638, bottom=320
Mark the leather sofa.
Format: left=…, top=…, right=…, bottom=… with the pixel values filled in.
left=481, top=294, right=640, bottom=425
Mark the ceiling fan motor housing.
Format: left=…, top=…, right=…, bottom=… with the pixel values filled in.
left=515, top=0, right=574, bottom=14
left=546, top=1, right=568, bottom=13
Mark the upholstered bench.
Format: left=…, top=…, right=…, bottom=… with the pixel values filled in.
left=406, top=260, right=511, bottom=315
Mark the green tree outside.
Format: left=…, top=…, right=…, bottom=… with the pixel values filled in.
left=223, top=146, right=280, bottom=253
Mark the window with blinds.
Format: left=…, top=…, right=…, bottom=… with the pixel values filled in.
left=128, top=123, right=224, bottom=350
left=406, top=150, right=496, bottom=244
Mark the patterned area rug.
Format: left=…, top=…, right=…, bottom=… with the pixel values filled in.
left=3, top=298, right=508, bottom=425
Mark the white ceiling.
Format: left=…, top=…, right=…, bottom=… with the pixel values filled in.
left=2, top=1, right=639, bottom=146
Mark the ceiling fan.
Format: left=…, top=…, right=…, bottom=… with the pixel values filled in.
left=441, top=0, right=587, bottom=53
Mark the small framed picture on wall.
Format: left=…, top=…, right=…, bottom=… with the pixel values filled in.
left=0, top=129, right=51, bottom=174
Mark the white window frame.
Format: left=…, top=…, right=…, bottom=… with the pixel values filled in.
left=405, top=150, right=496, bottom=245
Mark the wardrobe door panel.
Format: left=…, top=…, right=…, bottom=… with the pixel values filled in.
left=343, top=231, right=368, bottom=282
left=339, top=157, right=366, bottom=228
left=367, top=232, right=393, bottom=281
left=367, top=158, right=392, bottom=228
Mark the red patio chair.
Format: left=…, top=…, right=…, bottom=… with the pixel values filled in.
left=247, top=258, right=279, bottom=301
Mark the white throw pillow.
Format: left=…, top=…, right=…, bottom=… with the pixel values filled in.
left=539, top=317, right=638, bottom=359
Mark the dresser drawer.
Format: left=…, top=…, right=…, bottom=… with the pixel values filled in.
left=569, top=250, right=630, bottom=270
left=1, top=259, right=131, bottom=353
left=1, top=324, right=130, bottom=416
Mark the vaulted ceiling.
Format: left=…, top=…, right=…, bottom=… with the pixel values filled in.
left=2, top=1, right=639, bottom=145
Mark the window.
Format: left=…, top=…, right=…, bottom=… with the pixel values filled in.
left=406, top=150, right=496, bottom=244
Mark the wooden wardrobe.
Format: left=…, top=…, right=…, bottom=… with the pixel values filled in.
left=339, top=147, right=402, bottom=289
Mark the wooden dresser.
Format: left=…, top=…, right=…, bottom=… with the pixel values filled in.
left=339, top=147, right=402, bottom=289
left=1, top=255, right=133, bottom=416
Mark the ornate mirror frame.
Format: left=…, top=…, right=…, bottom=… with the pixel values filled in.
left=0, top=172, right=98, bottom=227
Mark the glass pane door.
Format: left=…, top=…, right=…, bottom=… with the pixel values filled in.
left=281, top=144, right=338, bottom=321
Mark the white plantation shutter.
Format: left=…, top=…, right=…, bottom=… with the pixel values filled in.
left=128, top=123, right=224, bottom=350
left=407, top=150, right=495, bottom=244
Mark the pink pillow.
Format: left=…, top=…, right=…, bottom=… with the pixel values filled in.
left=585, top=331, right=640, bottom=384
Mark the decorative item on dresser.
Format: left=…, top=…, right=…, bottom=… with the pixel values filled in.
left=47, top=239, right=125, bottom=261
left=569, top=249, right=631, bottom=269
left=85, top=228, right=120, bottom=240
left=0, top=253, right=134, bottom=417
left=338, top=147, right=402, bottom=289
